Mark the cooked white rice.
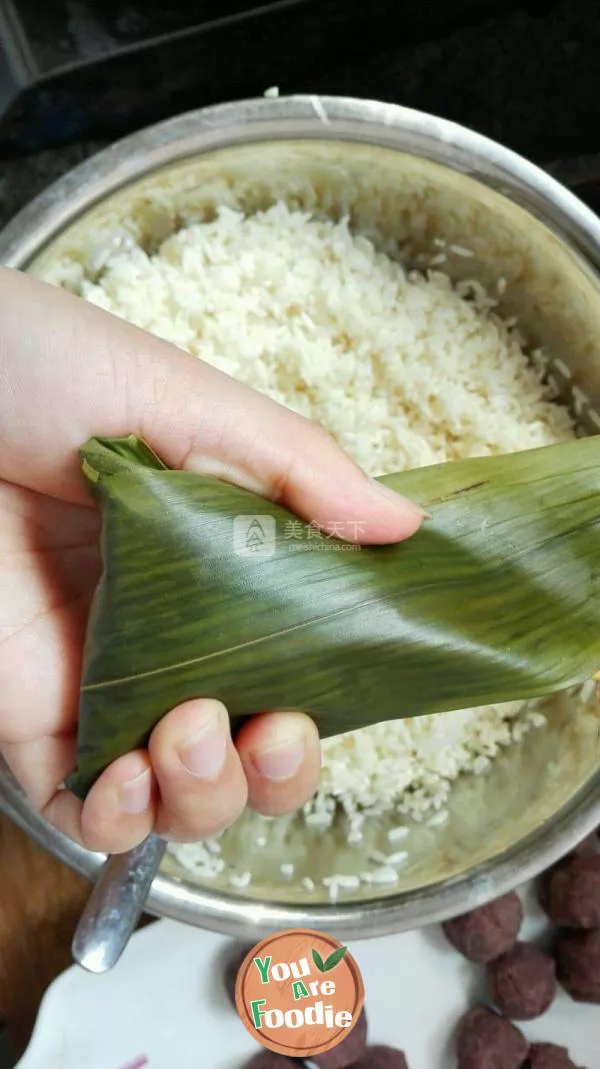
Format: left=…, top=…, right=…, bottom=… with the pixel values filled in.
left=77, top=202, right=579, bottom=843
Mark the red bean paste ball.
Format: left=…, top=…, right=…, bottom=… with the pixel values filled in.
left=487, top=942, right=556, bottom=1020
left=527, top=1043, right=583, bottom=1069
left=312, top=1007, right=368, bottom=1068
left=556, top=927, right=600, bottom=1004
left=456, top=1005, right=528, bottom=1069
left=571, top=834, right=598, bottom=857
left=243, top=1054, right=301, bottom=1068
left=350, top=1045, right=409, bottom=1069
left=224, top=941, right=255, bottom=1008
left=443, top=893, right=523, bottom=963
left=539, top=852, right=600, bottom=929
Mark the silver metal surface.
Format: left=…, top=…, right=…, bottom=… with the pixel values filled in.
left=0, top=748, right=598, bottom=940
left=72, top=835, right=166, bottom=973
left=1, top=95, right=600, bottom=274
left=0, top=95, right=599, bottom=941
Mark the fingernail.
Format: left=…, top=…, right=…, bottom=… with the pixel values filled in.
left=120, top=768, right=152, bottom=814
left=252, top=731, right=306, bottom=782
left=371, top=478, right=430, bottom=519
left=178, top=707, right=228, bottom=780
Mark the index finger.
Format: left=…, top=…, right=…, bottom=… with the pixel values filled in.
left=0, top=268, right=423, bottom=544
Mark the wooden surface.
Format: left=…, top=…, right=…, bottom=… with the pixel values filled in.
left=0, top=813, right=89, bottom=1057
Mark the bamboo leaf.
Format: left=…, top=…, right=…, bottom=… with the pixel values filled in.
left=67, top=434, right=600, bottom=798
left=323, top=946, right=347, bottom=971
left=312, top=949, right=326, bottom=973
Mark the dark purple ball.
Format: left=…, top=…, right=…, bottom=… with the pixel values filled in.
left=312, top=1008, right=368, bottom=1068
left=487, top=942, right=556, bottom=1020
left=571, top=834, right=598, bottom=857
left=243, top=1054, right=302, bottom=1068
left=443, top=893, right=523, bottom=963
left=350, top=1044, right=409, bottom=1069
left=456, top=1005, right=528, bottom=1069
left=539, top=853, right=600, bottom=929
left=527, top=1042, right=583, bottom=1069
left=556, top=927, right=600, bottom=1004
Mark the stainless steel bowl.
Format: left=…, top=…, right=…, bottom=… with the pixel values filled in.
left=1, top=96, right=599, bottom=939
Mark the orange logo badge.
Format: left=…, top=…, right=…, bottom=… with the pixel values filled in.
left=235, top=928, right=365, bottom=1059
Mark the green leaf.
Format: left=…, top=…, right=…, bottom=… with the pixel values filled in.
left=312, top=949, right=326, bottom=973
left=323, top=946, right=348, bottom=971
left=67, top=434, right=600, bottom=798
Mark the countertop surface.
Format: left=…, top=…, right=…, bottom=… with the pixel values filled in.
left=0, top=815, right=89, bottom=1059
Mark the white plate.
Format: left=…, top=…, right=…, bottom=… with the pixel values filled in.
left=16, top=884, right=599, bottom=1069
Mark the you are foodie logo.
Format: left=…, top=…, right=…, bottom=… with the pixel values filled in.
left=235, top=929, right=365, bottom=1058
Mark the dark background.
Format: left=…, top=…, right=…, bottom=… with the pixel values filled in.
left=1, top=0, right=600, bottom=230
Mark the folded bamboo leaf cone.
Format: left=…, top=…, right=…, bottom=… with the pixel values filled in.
left=67, top=434, right=600, bottom=799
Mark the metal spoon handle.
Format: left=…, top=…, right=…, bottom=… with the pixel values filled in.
left=72, top=834, right=166, bottom=973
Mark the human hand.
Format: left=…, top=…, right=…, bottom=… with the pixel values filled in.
left=0, top=267, right=423, bottom=853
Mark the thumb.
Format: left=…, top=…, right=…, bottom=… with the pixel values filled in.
left=0, top=268, right=424, bottom=544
